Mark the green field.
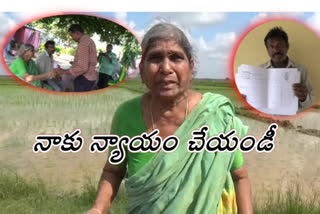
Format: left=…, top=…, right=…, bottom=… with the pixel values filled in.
left=1, top=76, right=319, bottom=213
left=1, top=169, right=320, bottom=214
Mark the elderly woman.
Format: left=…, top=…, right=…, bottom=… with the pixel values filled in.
left=9, top=44, right=56, bottom=88
left=88, top=23, right=253, bottom=214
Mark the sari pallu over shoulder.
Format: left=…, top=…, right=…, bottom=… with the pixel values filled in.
left=125, top=93, right=248, bottom=214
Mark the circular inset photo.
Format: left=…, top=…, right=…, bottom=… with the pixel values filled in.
left=2, top=14, right=141, bottom=92
left=233, top=19, right=319, bottom=117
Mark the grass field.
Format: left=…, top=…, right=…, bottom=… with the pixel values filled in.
left=1, top=169, right=320, bottom=214
left=1, top=76, right=320, bottom=213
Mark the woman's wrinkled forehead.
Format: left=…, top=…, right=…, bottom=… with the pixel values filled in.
left=143, top=38, right=179, bottom=52
left=26, top=48, right=34, bottom=54
left=23, top=47, right=33, bottom=55
left=142, top=37, right=191, bottom=61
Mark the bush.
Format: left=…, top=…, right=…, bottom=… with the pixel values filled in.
left=38, top=44, right=45, bottom=53
left=97, top=48, right=104, bottom=53
left=54, top=46, right=63, bottom=54
left=67, top=48, right=75, bottom=56
left=37, top=44, right=75, bottom=56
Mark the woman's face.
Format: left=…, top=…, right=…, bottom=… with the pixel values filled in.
left=24, top=49, right=35, bottom=61
left=141, top=40, right=194, bottom=100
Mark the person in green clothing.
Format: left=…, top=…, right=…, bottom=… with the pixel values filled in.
left=97, top=44, right=118, bottom=89
left=108, top=65, right=127, bottom=86
left=9, top=44, right=57, bottom=88
left=87, top=23, right=253, bottom=214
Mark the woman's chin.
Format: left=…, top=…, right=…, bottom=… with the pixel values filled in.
left=153, top=89, right=185, bottom=101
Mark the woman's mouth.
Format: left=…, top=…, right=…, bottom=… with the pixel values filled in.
left=158, top=80, right=176, bottom=89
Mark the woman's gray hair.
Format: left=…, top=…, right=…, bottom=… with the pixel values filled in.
left=17, top=44, right=34, bottom=58
left=141, top=23, right=194, bottom=64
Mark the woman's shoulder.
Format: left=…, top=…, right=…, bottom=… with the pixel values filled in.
left=114, top=96, right=142, bottom=118
left=189, top=91, right=230, bottom=105
left=112, top=96, right=144, bottom=136
left=188, top=92, right=236, bottom=126
left=9, top=57, right=26, bottom=73
left=202, top=92, right=248, bottom=136
left=202, top=92, right=231, bottom=101
left=118, top=96, right=142, bottom=109
left=202, top=92, right=234, bottom=113
left=10, top=57, right=24, bottom=66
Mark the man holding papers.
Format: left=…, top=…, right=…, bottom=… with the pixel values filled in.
left=260, top=27, right=315, bottom=111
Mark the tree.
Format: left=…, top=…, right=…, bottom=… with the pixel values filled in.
left=121, top=37, right=141, bottom=70
left=28, top=14, right=141, bottom=68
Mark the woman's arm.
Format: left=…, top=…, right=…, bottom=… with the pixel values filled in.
left=87, top=162, right=126, bottom=214
left=23, top=69, right=58, bottom=82
left=232, top=166, right=253, bottom=214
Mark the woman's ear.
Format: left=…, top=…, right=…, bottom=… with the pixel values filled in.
left=190, top=57, right=195, bottom=78
left=190, top=57, right=195, bottom=70
left=139, top=62, right=145, bottom=83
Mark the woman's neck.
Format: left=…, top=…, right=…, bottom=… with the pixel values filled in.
left=145, top=92, right=189, bottom=134
left=23, top=57, right=30, bottom=64
left=149, top=92, right=188, bottom=113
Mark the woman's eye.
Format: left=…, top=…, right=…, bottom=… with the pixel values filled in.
left=149, top=57, right=159, bottom=62
left=146, top=52, right=185, bottom=63
left=170, top=54, right=184, bottom=62
left=147, top=53, right=162, bottom=62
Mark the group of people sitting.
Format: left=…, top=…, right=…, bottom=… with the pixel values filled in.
left=7, top=24, right=126, bottom=92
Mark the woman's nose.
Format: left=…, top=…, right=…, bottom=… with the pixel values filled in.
left=160, top=58, right=172, bottom=74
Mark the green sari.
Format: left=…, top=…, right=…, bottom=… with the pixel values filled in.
left=125, top=93, right=248, bottom=214
left=9, top=57, right=42, bottom=88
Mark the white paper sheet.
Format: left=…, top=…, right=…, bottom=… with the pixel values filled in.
left=235, top=64, right=300, bottom=115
